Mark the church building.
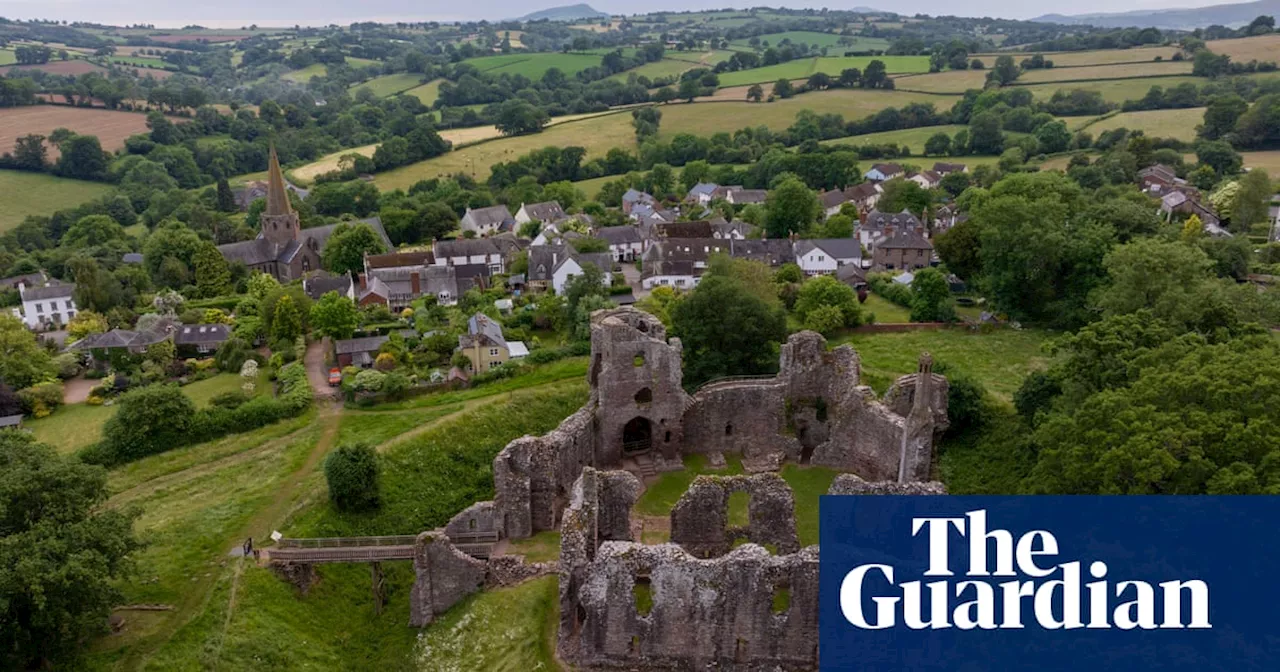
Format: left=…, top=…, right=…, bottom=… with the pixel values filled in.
left=217, top=147, right=391, bottom=282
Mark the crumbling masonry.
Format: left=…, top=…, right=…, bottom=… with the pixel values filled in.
left=409, top=306, right=949, bottom=664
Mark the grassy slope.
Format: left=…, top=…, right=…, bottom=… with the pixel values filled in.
left=972, top=46, right=1179, bottom=67
left=608, top=58, right=696, bottom=82
left=351, top=73, right=427, bottom=97
left=832, top=328, right=1053, bottom=401
left=1016, top=60, right=1194, bottom=84
left=729, top=31, right=889, bottom=50
left=1081, top=107, right=1205, bottom=143
left=717, top=55, right=930, bottom=87
left=0, top=48, right=16, bottom=65
left=405, top=78, right=443, bottom=106
left=463, top=52, right=602, bottom=79
left=0, top=169, right=112, bottom=232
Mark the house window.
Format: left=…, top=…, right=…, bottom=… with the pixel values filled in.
left=817, top=255, right=825, bottom=262
left=489, top=348, right=499, bottom=357
left=35, top=303, right=42, bottom=314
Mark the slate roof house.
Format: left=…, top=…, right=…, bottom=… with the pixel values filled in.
left=302, top=273, right=356, bottom=301
left=860, top=209, right=924, bottom=253
left=431, top=239, right=505, bottom=274
left=844, top=182, right=883, bottom=211
left=217, top=147, right=391, bottom=283
left=725, top=189, right=767, bottom=205
left=686, top=182, right=719, bottom=205
left=457, top=313, right=527, bottom=373
left=873, top=228, right=935, bottom=271
left=622, top=188, right=657, bottom=215
left=335, top=335, right=389, bottom=368
left=865, top=163, right=904, bottom=181
left=19, top=281, right=76, bottom=330
left=595, top=226, right=644, bottom=261
left=460, top=205, right=516, bottom=236
left=907, top=170, right=942, bottom=189
left=526, top=247, right=613, bottom=294
left=933, top=162, right=968, bottom=175
left=174, top=323, right=231, bottom=354
left=514, top=201, right=567, bottom=226
left=794, top=238, right=863, bottom=276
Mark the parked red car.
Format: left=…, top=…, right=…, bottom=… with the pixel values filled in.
left=327, top=368, right=342, bottom=386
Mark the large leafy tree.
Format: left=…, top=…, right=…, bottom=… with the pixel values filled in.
left=793, top=275, right=862, bottom=329
left=0, top=314, right=54, bottom=389
left=764, top=175, right=820, bottom=238
left=193, top=242, right=231, bottom=298
left=494, top=99, right=550, bottom=136
left=1024, top=332, right=1280, bottom=495
left=271, top=294, right=304, bottom=343
left=0, top=432, right=140, bottom=669
left=672, top=274, right=788, bottom=387
left=98, top=384, right=196, bottom=463
left=310, top=291, right=359, bottom=340
left=909, top=267, right=955, bottom=322
left=321, top=222, right=387, bottom=275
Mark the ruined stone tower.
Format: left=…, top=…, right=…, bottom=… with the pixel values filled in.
left=588, top=308, right=690, bottom=466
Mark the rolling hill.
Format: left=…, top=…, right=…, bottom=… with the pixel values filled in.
left=1035, top=0, right=1280, bottom=30
left=521, top=4, right=609, bottom=22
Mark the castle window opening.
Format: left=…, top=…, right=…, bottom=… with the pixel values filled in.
left=634, top=387, right=652, bottom=404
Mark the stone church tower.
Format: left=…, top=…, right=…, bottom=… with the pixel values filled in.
left=260, top=146, right=300, bottom=247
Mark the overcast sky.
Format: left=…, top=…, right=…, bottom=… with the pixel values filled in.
left=0, top=0, right=1243, bottom=28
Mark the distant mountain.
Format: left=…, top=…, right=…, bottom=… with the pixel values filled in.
left=1034, top=0, right=1280, bottom=30
left=521, top=4, right=609, bottom=22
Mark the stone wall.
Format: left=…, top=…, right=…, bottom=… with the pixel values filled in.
left=556, top=470, right=949, bottom=669
left=490, top=307, right=947, bottom=541
left=409, top=532, right=487, bottom=627
left=669, top=474, right=800, bottom=558
left=444, top=500, right=502, bottom=538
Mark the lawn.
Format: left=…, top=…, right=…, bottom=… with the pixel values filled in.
left=351, top=72, right=427, bottom=97
left=831, top=327, right=1054, bottom=402
left=26, top=373, right=268, bottom=455
left=1081, top=107, right=1205, bottom=143
left=716, top=55, right=931, bottom=87
left=0, top=169, right=112, bottom=232
left=506, top=530, right=562, bottom=563
left=861, top=292, right=913, bottom=324
left=633, top=453, right=836, bottom=547
left=362, top=357, right=588, bottom=411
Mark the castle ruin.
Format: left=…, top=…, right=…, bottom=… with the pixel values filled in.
left=406, top=306, right=949, bottom=668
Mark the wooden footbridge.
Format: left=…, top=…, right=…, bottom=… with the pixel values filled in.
left=261, top=531, right=499, bottom=564
left=258, top=530, right=500, bottom=614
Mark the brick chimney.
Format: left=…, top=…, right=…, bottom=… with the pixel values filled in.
left=358, top=273, right=367, bottom=291
left=410, top=270, right=421, bottom=295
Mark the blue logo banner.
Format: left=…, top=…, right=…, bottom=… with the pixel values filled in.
left=818, top=496, right=1280, bottom=671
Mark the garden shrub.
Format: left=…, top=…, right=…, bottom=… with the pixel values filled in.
left=17, top=382, right=64, bottom=418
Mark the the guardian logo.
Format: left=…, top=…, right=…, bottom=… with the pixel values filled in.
left=840, top=509, right=1212, bottom=631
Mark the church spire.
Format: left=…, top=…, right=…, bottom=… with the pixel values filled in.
left=265, top=145, right=293, bottom=217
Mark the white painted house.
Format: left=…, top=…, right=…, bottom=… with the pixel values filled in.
left=864, top=163, right=904, bottom=182
left=431, top=239, right=505, bottom=274
left=19, top=282, right=76, bottom=330
left=794, top=239, right=862, bottom=276
left=514, top=201, right=566, bottom=226
left=551, top=252, right=613, bottom=294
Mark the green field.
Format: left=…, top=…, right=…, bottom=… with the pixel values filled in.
left=610, top=58, right=697, bottom=82
left=0, top=48, right=15, bottom=65
left=350, top=72, right=427, bottom=97
left=1016, top=60, right=1194, bottom=84
left=374, top=90, right=954, bottom=188
left=716, top=55, right=931, bottom=87
left=820, top=124, right=969, bottom=152
left=462, top=52, right=603, bottom=79
left=1081, top=107, right=1205, bottom=142
left=730, top=31, right=889, bottom=51
left=0, top=170, right=113, bottom=232
left=405, top=78, right=443, bottom=105
left=281, top=62, right=328, bottom=82
left=1017, top=76, right=1207, bottom=103
left=347, top=56, right=380, bottom=68
left=110, top=55, right=168, bottom=68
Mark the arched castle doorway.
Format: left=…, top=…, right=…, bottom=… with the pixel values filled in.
left=622, top=417, right=652, bottom=455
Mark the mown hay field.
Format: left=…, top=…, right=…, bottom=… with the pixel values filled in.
left=405, top=78, right=443, bottom=106
left=971, top=46, right=1180, bottom=68
left=1017, top=76, right=1207, bottom=102
left=371, top=90, right=957, bottom=187
left=1206, top=34, right=1280, bottom=62
left=0, top=104, right=154, bottom=154
left=1016, top=60, right=1194, bottom=84
left=1082, top=107, right=1206, bottom=143
left=728, top=31, right=889, bottom=50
